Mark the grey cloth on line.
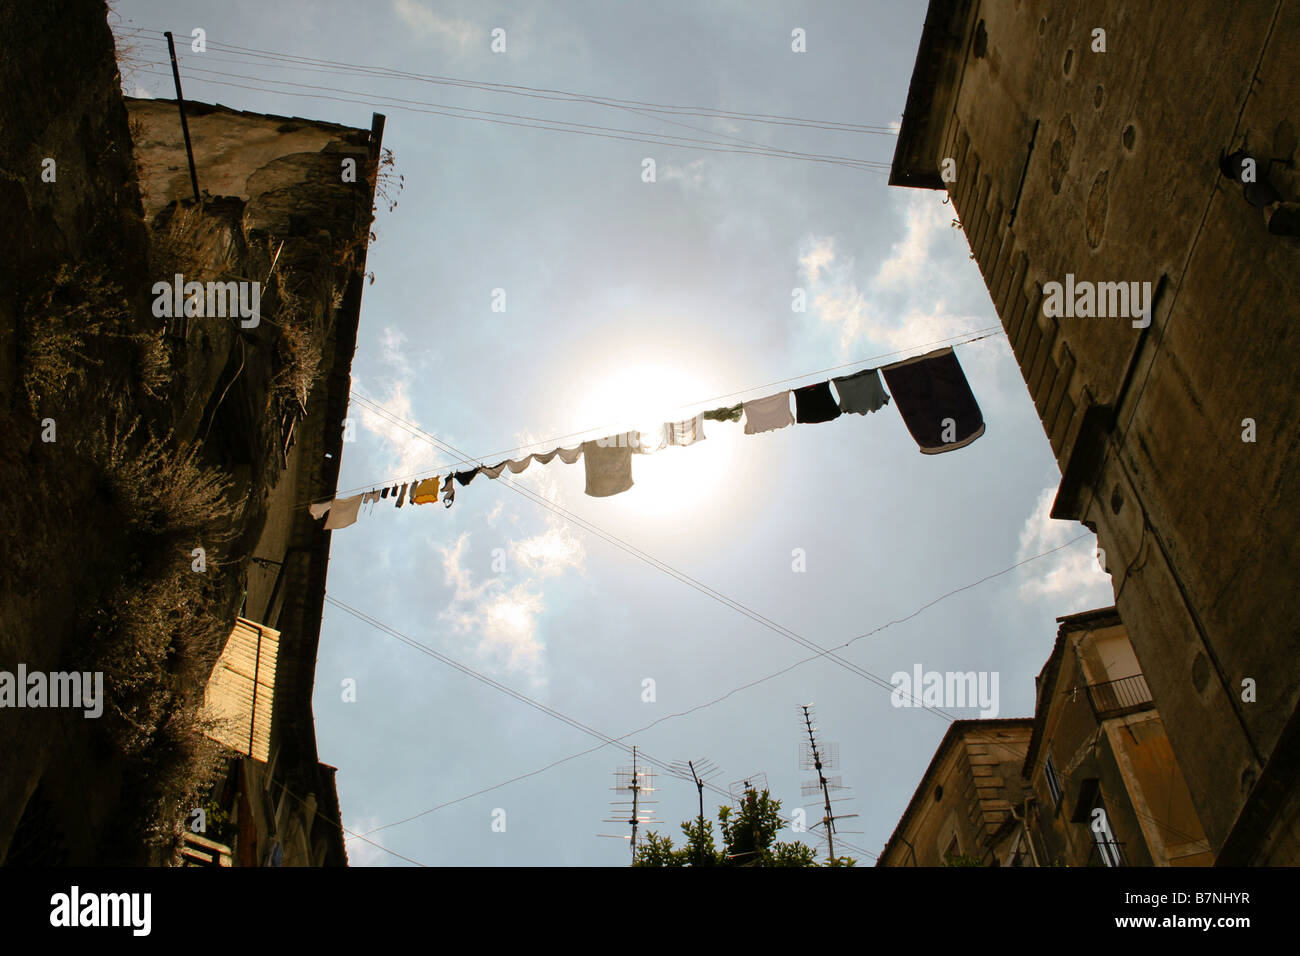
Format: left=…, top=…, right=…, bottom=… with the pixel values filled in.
left=481, top=462, right=507, bottom=479
left=395, top=482, right=408, bottom=507
left=556, top=445, right=583, bottom=464
left=323, top=494, right=362, bottom=529
left=831, top=367, right=890, bottom=415
left=582, top=438, right=634, bottom=497
left=309, top=501, right=331, bottom=519
left=506, top=455, right=533, bottom=474
left=743, top=391, right=794, bottom=434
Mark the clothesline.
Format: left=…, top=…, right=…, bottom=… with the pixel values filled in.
left=311, top=345, right=987, bottom=529
left=318, top=325, right=1005, bottom=505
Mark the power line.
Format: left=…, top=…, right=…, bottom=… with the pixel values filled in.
left=131, top=37, right=899, bottom=170
left=132, top=30, right=899, bottom=135
left=350, top=392, right=966, bottom=712
left=131, top=63, right=888, bottom=173
left=316, top=325, right=1006, bottom=505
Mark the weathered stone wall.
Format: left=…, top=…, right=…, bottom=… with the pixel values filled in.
left=893, top=0, right=1300, bottom=860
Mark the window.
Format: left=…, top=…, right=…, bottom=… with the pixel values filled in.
left=1044, top=753, right=1064, bottom=807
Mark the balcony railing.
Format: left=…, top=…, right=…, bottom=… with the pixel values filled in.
left=1086, top=673, right=1154, bottom=720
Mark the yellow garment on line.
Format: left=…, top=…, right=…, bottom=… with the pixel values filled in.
left=411, top=477, right=441, bottom=505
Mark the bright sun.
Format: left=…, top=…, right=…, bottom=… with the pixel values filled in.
left=569, top=360, right=742, bottom=522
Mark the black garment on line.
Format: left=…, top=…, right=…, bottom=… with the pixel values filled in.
left=793, top=381, right=842, bottom=424
left=455, top=468, right=479, bottom=486
left=880, top=346, right=985, bottom=454
left=381, top=487, right=389, bottom=499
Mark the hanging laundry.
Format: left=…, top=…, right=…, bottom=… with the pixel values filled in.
left=411, top=477, right=440, bottom=505
left=323, top=493, right=363, bottom=530
left=702, top=403, right=743, bottom=423
left=881, top=346, right=986, bottom=454
left=442, top=473, right=455, bottom=508
left=533, top=448, right=559, bottom=464
left=506, top=455, right=533, bottom=474
left=831, top=367, right=890, bottom=415
left=793, top=382, right=842, bottom=424
left=481, top=462, right=507, bottom=479
left=362, top=490, right=382, bottom=505
left=555, top=445, right=584, bottom=465
left=663, top=414, right=706, bottom=447
left=309, top=501, right=331, bottom=520
left=381, top=487, right=390, bottom=499
left=743, top=391, right=794, bottom=435
left=454, top=467, right=480, bottom=486
left=582, top=438, right=634, bottom=497
left=396, top=483, right=410, bottom=507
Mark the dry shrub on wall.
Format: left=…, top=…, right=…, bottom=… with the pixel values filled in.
left=82, top=421, right=242, bottom=850
left=268, top=269, right=322, bottom=412
left=20, top=263, right=172, bottom=416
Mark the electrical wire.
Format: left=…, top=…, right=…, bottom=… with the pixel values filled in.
left=132, top=30, right=900, bottom=136
left=312, top=325, right=1006, bottom=506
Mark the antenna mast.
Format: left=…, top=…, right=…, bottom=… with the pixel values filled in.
left=800, top=704, right=859, bottom=864
left=599, top=746, right=657, bottom=861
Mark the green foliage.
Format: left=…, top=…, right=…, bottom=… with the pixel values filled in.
left=943, top=851, right=988, bottom=867
left=633, top=789, right=852, bottom=867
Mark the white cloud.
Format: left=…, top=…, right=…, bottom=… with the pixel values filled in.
left=343, top=816, right=392, bottom=867
left=1016, top=486, right=1114, bottom=609
left=352, top=377, right=441, bottom=479
left=661, top=159, right=707, bottom=188
left=392, top=0, right=478, bottom=50
left=436, top=479, right=587, bottom=683
left=797, top=191, right=985, bottom=355
left=509, top=480, right=585, bottom=578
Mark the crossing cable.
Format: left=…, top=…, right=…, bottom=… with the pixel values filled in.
left=336, top=531, right=1094, bottom=841
left=130, top=41, right=890, bottom=172
left=130, top=64, right=888, bottom=173
left=312, top=325, right=1007, bottom=506
left=133, top=30, right=899, bottom=135
left=350, top=391, right=969, bottom=712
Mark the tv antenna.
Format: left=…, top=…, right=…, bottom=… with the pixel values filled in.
left=669, top=758, right=721, bottom=864
left=727, top=772, right=769, bottom=805
left=598, top=746, right=657, bottom=861
left=800, top=704, right=860, bottom=863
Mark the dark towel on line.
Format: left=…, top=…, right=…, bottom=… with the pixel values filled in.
left=881, top=346, right=985, bottom=454
left=793, top=381, right=842, bottom=424
left=455, top=468, right=479, bottom=486
left=831, top=367, right=890, bottom=415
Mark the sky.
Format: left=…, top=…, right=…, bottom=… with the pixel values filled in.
left=113, top=0, right=1114, bottom=866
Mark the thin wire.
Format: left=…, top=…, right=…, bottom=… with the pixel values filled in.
left=343, top=532, right=1094, bottom=841
left=131, top=44, right=891, bottom=171
left=134, top=30, right=899, bottom=134
left=132, top=66, right=888, bottom=174
left=315, top=325, right=1006, bottom=505
left=349, top=393, right=965, bottom=711
left=337, top=410, right=1173, bottom=856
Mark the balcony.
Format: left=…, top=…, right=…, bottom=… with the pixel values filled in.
left=1086, top=673, right=1154, bottom=720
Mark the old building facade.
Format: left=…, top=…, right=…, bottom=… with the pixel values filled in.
left=128, top=97, right=385, bottom=865
left=889, top=0, right=1300, bottom=863
left=1022, top=608, right=1212, bottom=867
left=878, top=719, right=1034, bottom=866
